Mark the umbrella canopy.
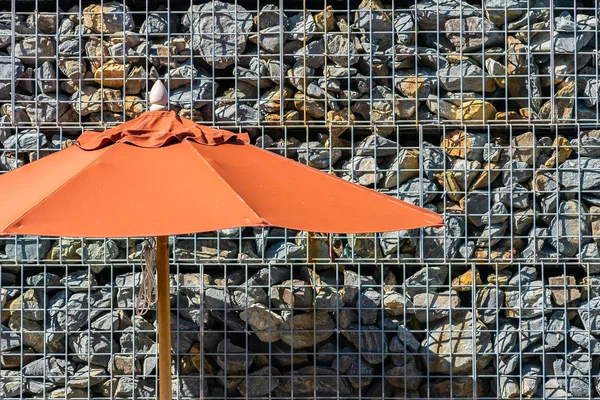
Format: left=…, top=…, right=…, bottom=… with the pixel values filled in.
left=0, top=112, right=442, bottom=239
left=0, top=81, right=443, bottom=400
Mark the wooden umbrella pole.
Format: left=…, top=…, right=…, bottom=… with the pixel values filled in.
left=156, top=236, right=173, bottom=400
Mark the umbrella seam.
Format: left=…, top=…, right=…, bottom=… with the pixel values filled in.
left=0, top=145, right=118, bottom=236
left=183, top=140, right=270, bottom=228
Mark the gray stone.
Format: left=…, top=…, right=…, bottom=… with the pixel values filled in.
left=481, top=202, right=509, bottom=225
left=341, top=156, right=382, bottom=187
left=215, top=103, right=260, bottom=125
left=114, top=377, right=155, bottom=398
left=439, top=61, right=495, bottom=93
left=23, top=357, right=74, bottom=386
left=2, top=131, right=48, bottom=151
left=462, top=190, right=490, bottom=227
left=476, top=222, right=507, bottom=247
left=422, top=217, right=463, bottom=260
left=413, top=290, right=460, bottom=323
left=505, top=280, right=552, bottom=318
left=255, top=4, right=288, bottom=31
left=120, top=326, right=155, bottom=357
left=386, top=177, right=438, bottom=206
left=265, top=241, right=305, bottom=261
left=288, top=12, right=316, bottom=41
left=491, top=183, right=530, bottom=209
left=502, top=160, right=533, bottom=185
left=217, top=339, right=254, bottom=372
left=359, top=290, right=381, bottom=325
left=559, top=158, right=600, bottom=191
left=36, top=61, right=56, bottom=93
left=421, top=310, right=493, bottom=374
left=495, top=376, right=520, bottom=398
left=382, top=149, right=419, bottom=188
left=569, top=326, right=600, bottom=353
left=345, top=324, right=388, bottom=365
left=583, top=79, right=598, bottom=107
left=26, top=272, right=61, bottom=288
left=413, top=0, right=481, bottom=30
left=0, top=328, right=20, bottom=352
left=355, top=134, right=398, bottom=157
left=422, top=142, right=450, bottom=180
left=546, top=310, right=568, bottom=349
left=140, top=10, right=178, bottom=35
left=294, top=39, right=325, bottom=69
left=521, top=315, right=546, bottom=349
left=484, top=0, right=528, bottom=26
left=394, top=12, right=415, bottom=46
left=549, top=200, right=591, bottom=257
left=476, top=285, right=505, bottom=325
left=60, top=269, right=97, bottom=292
left=69, top=331, right=118, bottom=367
left=326, top=34, right=359, bottom=67
left=297, top=141, right=342, bottom=169
left=12, top=36, right=56, bottom=64
left=283, top=365, right=352, bottom=396
left=404, top=266, right=448, bottom=298
left=445, top=17, right=503, bottom=52
left=495, top=322, right=518, bottom=353
left=169, top=313, right=198, bottom=353
left=530, top=13, right=594, bottom=54
left=169, top=78, right=216, bottom=109
left=342, top=270, right=376, bottom=305
left=521, top=362, right=543, bottom=397
left=578, top=296, right=600, bottom=331
left=186, top=2, right=253, bottom=69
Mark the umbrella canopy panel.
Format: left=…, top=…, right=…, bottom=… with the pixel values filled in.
left=0, top=112, right=442, bottom=238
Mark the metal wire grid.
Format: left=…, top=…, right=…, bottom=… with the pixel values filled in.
left=1, top=0, right=599, bottom=129
left=1, top=262, right=600, bottom=399
left=2, top=123, right=600, bottom=265
left=1, top=1, right=600, bottom=399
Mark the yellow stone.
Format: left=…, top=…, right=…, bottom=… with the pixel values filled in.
left=507, top=36, right=527, bottom=75
left=548, top=275, right=581, bottom=306
left=261, top=86, right=293, bottom=112
left=125, top=96, right=145, bottom=118
left=436, top=171, right=463, bottom=202
left=469, top=163, right=501, bottom=190
left=451, top=269, right=483, bottom=291
left=487, top=270, right=512, bottom=285
left=1, top=348, right=36, bottom=369
left=110, top=31, right=141, bottom=47
left=99, top=88, right=124, bottom=113
left=46, top=239, right=82, bottom=260
left=125, top=65, right=146, bottom=95
left=315, top=6, right=335, bottom=32
left=459, top=100, right=497, bottom=121
left=294, top=92, right=325, bottom=119
left=495, top=111, right=525, bottom=122
left=326, top=108, right=355, bottom=136
left=441, top=130, right=476, bottom=159
left=544, top=135, right=572, bottom=168
left=94, top=61, right=131, bottom=89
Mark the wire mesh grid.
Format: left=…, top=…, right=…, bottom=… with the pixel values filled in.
left=1, top=0, right=600, bottom=399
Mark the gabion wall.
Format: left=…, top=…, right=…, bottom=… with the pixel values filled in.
left=1, top=0, right=600, bottom=399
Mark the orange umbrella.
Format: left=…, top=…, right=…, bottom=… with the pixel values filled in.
left=0, top=81, right=442, bottom=399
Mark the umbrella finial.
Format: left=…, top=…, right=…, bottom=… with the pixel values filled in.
left=149, top=80, right=169, bottom=111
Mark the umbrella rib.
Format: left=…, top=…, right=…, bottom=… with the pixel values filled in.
left=184, top=140, right=269, bottom=227
left=0, top=145, right=117, bottom=236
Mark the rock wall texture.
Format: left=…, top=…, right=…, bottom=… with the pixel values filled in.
left=1, top=0, right=600, bottom=399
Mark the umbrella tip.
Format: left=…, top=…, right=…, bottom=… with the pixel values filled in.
left=149, top=80, right=169, bottom=111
